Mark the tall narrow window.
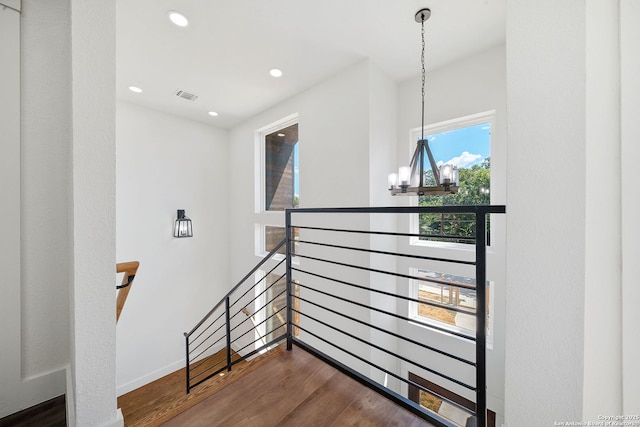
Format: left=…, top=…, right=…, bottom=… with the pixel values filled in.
left=265, top=123, right=299, bottom=211
left=412, top=112, right=493, bottom=245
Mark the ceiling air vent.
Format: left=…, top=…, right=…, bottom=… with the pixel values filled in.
left=175, top=89, right=198, bottom=101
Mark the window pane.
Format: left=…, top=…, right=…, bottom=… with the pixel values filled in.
left=264, top=226, right=299, bottom=255
left=418, top=122, right=490, bottom=244
left=264, top=273, right=286, bottom=343
left=265, top=123, right=299, bottom=211
left=415, top=269, right=491, bottom=336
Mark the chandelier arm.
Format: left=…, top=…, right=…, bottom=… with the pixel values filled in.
left=424, top=139, right=441, bottom=184
left=408, top=143, right=421, bottom=187
left=418, top=141, right=425, bottom=188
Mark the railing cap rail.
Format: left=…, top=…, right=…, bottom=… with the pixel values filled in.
left=286, top=205, right=506, bottom=215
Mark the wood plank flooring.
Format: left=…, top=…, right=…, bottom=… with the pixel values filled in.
left=162, top=346, right=434, bottom=427
left=0, top=395, right=66, bottom=427
left=118, top=347, right=283, bottom=426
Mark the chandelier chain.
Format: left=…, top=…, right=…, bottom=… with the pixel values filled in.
left=421, top=18, right=426, bottom=143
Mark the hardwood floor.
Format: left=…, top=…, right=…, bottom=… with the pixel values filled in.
left=118, top=347, right=283, bottom=426
left=0, top=395, right=65, bottom=427
left=161, top=346, right=434, bottom=427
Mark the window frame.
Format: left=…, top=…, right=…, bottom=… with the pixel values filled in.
left=254, top=113, right=299, bottom=259
left=408, top=267, right=495, bottom=346
left=408, top=110, right=496, bottom=250
left=255, top=113, right=299, bottom=215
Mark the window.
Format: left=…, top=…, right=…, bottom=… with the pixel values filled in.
left=264, top=226, right=299, bottom=256
left=410, top=268, right=492, bottom=339
left=255, top=115, right=299, bottom=258
left=412, top=112, right=493, bottom=245
left=265, top=123, right=299, bottom=211
left=408, top=372, right=496, bottom=427
left=254, top=271, right=299, bottom=343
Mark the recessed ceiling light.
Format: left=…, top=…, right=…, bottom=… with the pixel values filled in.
left=269, top=68, right=283, bottom=78
left=128, top=86, right=142, bottom=93
left=277, top=133, right=285, bottom=137
left=168, top=11, right=189, bottom=27
left=208, top=111, right=219, bottom=117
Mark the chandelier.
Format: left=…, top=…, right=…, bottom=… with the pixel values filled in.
left=388, top=9, right=459, bottom=196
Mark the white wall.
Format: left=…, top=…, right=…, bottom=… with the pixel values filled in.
left=115, top=102, right=230, bottom=395
left=21, top=0, right=71, bottom=381
left=368, top=62, right=400, bottom=388
left=229, top=60, right=371, bottom=279
left=0, top=0, right=69, bottom=418
left=395, top=44, right=507, bottom=423
left=68, top=0, right=121, bottom=424
left=583, top=0, right=622, bottom=418
left=620, top=0, right=640, bottom=414
left=504, top=1, right=629, bottom=424
left=229, top=59, right=404, bottom=377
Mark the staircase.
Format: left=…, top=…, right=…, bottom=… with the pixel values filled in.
left=182, top=206, right=505, bottom=427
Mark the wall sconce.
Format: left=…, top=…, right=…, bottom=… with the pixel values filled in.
left=174, top=209, right=193, bottom=238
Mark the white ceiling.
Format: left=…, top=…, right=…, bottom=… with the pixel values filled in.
left=116, top=0, right=506, bottom=129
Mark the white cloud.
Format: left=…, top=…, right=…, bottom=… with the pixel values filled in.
left=439, top=151, right=483, bottom=168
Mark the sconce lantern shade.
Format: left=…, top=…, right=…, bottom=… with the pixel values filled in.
left=174, top=209, right=193, bottom=238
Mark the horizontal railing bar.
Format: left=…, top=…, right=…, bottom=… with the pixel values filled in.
left=291, top=339, right=458, bottom=427
left=189, top=310, right=225, bottom=346
left=229, top=275, right=285, bottom=324
left=229, top=258, right=285, bottom=310
left=289, top=205, right=506, bottom=215
left=231, top=326, right=285, bottom=356
left=292, top=225, right=475, bottom=243
left=189, top=321, right=226, bottom=355
left=190, top=357, right=226, bottom=381
left=232, top=325, right=287, bottom=355
left=293, top=309, right=475, bottom=391
left=229, top=334, right=287, bottom=368
left=295, top=282, right=475, bottom=341
left=190, top=335, right=287, bottom=391
left=294, top=254, right=478, bottom=290
left=293, top=268, right=477, bottom=316
left=294, top=239, right=477, bottom=266
left=186, top=238, right=287, bottom=337
left=229, top=305, right=286, bottom=345
left=189, top=365, right=228, bottom=391
left=190, top=335, right=226, bottom=365
left=189, top=323, right=226, bottom=355
left=293, top=295, right=474, bottom=366
left=294, top=324, right=475, bottom=398
left=229, top=289, right=286, bottom=334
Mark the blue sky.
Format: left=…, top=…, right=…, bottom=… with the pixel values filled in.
left=426, top=122, right=490, bottom=168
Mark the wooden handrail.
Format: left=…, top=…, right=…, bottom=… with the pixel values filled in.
left=116, top=261, right=140, bottom=323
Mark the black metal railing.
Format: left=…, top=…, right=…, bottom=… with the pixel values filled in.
left=184, top=239, right=288, bottom=392
left=185, top=205, right=505, bottom=427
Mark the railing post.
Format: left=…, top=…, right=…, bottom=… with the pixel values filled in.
left=184, top=332, right=190, bottom=394
left=474, top=207, right=488, bottom=427
left=285, top=209, right=293, bottom=351
left=225, top=296, right=232, bottom=371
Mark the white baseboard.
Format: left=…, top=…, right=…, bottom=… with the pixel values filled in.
left=99, top=409, right=124, bottom=427
left=116, top=359, right=184, bottom=396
